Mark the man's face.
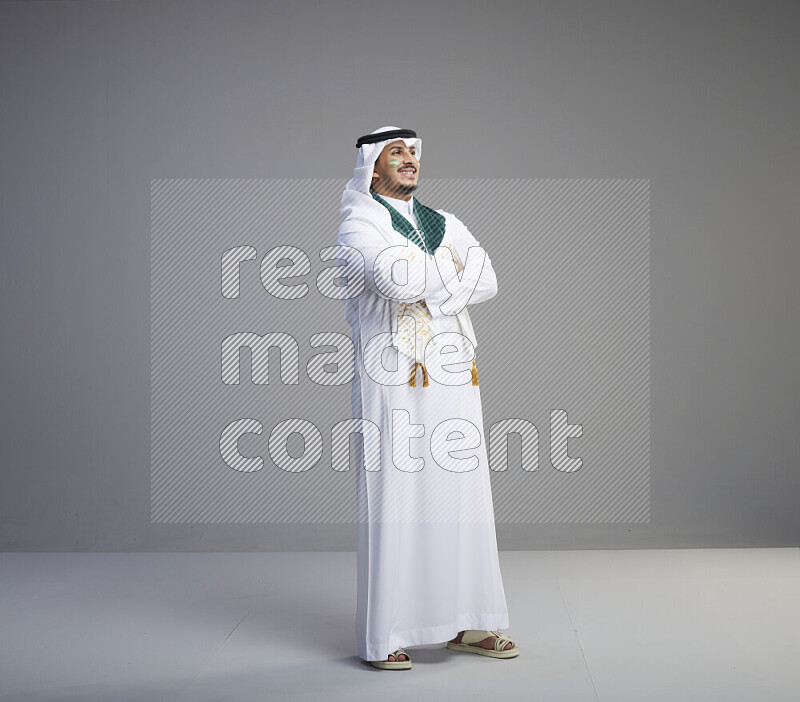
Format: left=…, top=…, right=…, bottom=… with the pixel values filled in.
left=371, top=140, right=419, bottom=199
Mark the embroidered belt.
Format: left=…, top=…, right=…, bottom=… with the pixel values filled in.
left=409, top=359, right=479, bottom=387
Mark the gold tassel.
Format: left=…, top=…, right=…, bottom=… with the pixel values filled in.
left=409, top=361, right=429, bottom=387
left=471, top=359, right=479, bottom=386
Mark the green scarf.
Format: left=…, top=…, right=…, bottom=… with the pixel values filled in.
left=371, top=190, right=446, bottom=253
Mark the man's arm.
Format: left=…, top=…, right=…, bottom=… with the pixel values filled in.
left=426, top=214, right=499, bottom=317
left=337, top=224, right=459, bottom=305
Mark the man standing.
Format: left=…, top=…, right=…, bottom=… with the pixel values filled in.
left=336, top=126, right=519, bottom=669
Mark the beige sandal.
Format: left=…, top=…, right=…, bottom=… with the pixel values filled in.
left=447, top=630, right=520, bottom=658
left=368, top=647, right=412, bottom=670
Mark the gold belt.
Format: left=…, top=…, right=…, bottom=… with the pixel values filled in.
left=409, top=360, right=479, bottom=387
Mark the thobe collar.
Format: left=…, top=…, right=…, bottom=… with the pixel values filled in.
left=377, top=193, right=417, bottom=226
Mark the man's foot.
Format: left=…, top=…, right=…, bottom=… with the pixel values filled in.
left=448, top=630, right=515, bottom=651
left=367, top=647, right=412, bottom=670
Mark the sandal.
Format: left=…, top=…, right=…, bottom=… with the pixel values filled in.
left=368, top=647, right=412, bottom=670
left=446, top=629, right=520, bottom=659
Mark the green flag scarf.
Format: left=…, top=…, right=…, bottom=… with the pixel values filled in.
left=371, top=190, right=446, bottom=254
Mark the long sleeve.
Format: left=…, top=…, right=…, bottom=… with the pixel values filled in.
left=422, top=252, right=462, bottom=318
left=427, top=215, right=499, bottom=317
left=337, top=224, right=458, bottom=305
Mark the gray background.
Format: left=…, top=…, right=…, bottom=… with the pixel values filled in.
left=1, top=0, right=798, bottom=551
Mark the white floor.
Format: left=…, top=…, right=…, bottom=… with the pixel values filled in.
left=0, top=549, right=798, bottom=701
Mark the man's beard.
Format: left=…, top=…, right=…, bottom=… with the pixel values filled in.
left=389, top=181, right=417, bottom=197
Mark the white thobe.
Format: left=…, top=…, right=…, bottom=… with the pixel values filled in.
left=338, top=195, right=510, bottom=662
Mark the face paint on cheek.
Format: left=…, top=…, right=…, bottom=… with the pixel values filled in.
left=388, top=159, right=400, bottom=168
